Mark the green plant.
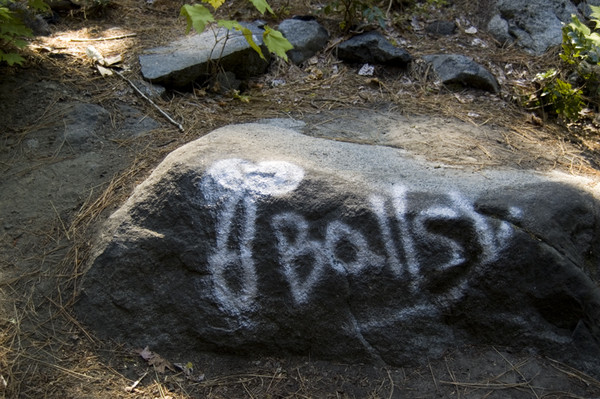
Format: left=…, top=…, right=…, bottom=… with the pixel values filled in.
left=530, top=69, right=584, bottom=121
left=180, top=0, right=293, bottom=62
left=0, top=0, right=48, bottom=65
left=322, top=0, right=386, bottom=31
left=527, top=6, right=600, bottom=120
left=561, top=7, right=600, bottom=66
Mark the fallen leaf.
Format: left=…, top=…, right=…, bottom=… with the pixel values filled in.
left=104, top=54, right=123, bottom=66
left=139, top=346, right=153, bottom=361
left=86, top=45, right=105, bottom=65
left=526, top=113, right=544, bottom=126
left=96, top=65, right=113, bottom=77
left=138, top=346, right=175, bottom=373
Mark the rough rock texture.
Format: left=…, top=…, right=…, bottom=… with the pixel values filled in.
left=487, top=0, right=580, bottom=54
left=114, top=103, right=161, bottom=137
left=139, top=23, right=270, bottom=88
left=76, top=124, right=600, bottom=374
left=425, top=20, right=457, bottom=36
left=60, top=102, right=111, bottom=146
left=278, top=18, right=329, bottom=64
left=422, top=54, right=500, bottom=93
left=337, top=31, right=411, bottom=66
left=132, top=79, right=166, bottom=99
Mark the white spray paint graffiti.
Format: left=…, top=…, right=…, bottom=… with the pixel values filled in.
left=202, top=158, right=520, bottom=310
left=201, top=159, right=304, bottom=313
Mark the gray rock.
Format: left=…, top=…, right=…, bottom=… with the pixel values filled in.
left=278, top=18, right=329, bottom=64
left=61, top=103, right=110, bottom=145
left=139, top=23, right=270, bottom=89
left=488, top=0, right=580, bottom=54
left=76, top=123, right=600, bottom=375
left=115, top=103, right=161, bottom=137
left=133, top=79, right=166, bottom=99
left=337, top=31, right=411, bottom=66
left=422, top=54, right=500, bottom=93
left=210, top=71, right=241, bottom=93
left=487, top=14, right=512, bottom=45
left=8, top=1, right=51, bottom=36
left=425, top=20, right=457, bottom=36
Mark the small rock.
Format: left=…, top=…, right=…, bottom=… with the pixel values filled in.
left=487, top=14, right=512, bottom=45
left=210, top=71, right=241, bottom=93
left=337, top=31, right=411, bottom=67
left=8, top=2, right=51, bottom=36
left=278, top=18, right=329, bottom=65
left=358, top=63, right=375, bottom=76
left=425, top=20, right=457, bottom=36
left=423, top=54, right=500, bottom=93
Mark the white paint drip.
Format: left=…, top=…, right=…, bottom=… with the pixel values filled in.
left=390, top=186, right=419, bottom=279
left=202, top=159, right=304, bottom=313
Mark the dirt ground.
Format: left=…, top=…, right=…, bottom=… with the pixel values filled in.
left=1, top=0, right=600, bottom=397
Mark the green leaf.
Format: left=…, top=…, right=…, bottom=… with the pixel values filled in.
left=263, top=26, right=293, bottom=61
left=0, top=50, right=25, bottom=66
left=588, top=32, right=600, bottom=48
left=217, top=20, right=265, bottom=59
left=202, top=0, right=224, bottom=10
left=569, top=15, right=591, bottom=37
left=232, top=89, right=250, bottom=103
left=591, top=5, right=600, bottom=24
left=180, top=4, right=215, bottom=34
left=12, top=38, right=29, bottom=48
left=0, top=6, right=12, bottom=18
left=27, top=0, right=49, bottom=11
left=248, top=0, right=273, bottom=15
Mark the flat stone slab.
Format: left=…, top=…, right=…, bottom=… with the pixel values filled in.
left=76, top=123, right=600, bottom=374
left=139, top=24, right=270, bottom=88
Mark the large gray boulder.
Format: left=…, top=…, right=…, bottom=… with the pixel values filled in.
left=422, top=54, right=500, bottom=93
left=139, top=23, right=270, bottom=88
left=487, top=0, right=580, bottom=54
left=76, top=124, right=600, bottom=374
left=337, top=31, right=411, bottom=66
left=278, top=18, right=329, bottom=64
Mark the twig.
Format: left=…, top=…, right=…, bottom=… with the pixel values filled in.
left=69, top=33, right=137, bottom=42
left=493, top=347, right=540, bottom=399
left=386, top=369, right=395, bottom=399
left=439, top=380, right=533, bottom=389
left=50, top=201, right=70, bottom=241
left=445, top=357, right=461, bottom=399
left=114, top=70, right=184, bottom=132
left=386, top=0, right=393, bottom=18
left=428, top=361, right=439, bottom=392
left=125, top=371, right=148, bottom=392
